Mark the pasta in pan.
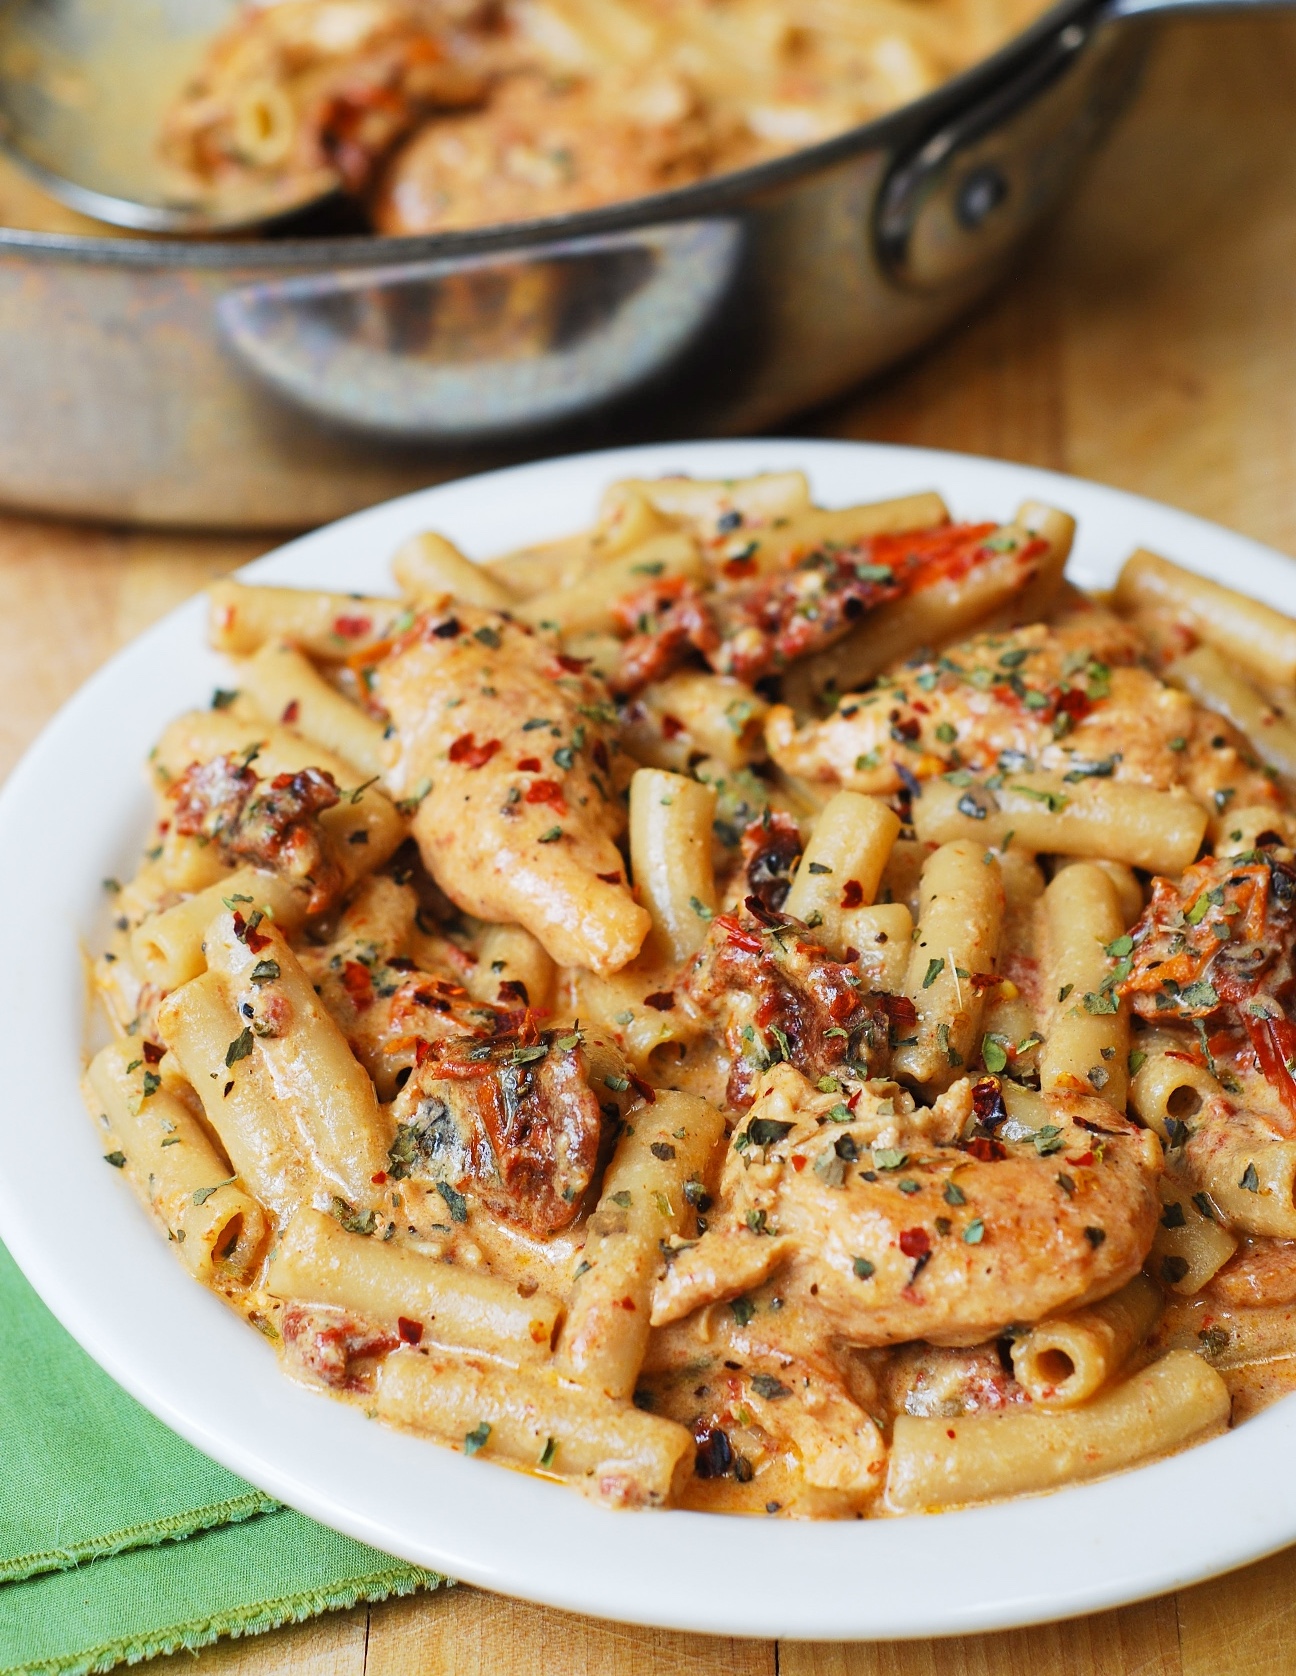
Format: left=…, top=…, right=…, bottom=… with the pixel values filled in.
left=158, top=0, right=1048, bottom=235
left=86, top=467, right=1296, bottom=1517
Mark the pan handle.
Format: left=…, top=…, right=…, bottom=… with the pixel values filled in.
left=876, top=0, right=1295, bottom=292
left=216, top=219, right=740, bottom=441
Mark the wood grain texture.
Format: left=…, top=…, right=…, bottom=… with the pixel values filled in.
left=6, top=12, right=1296, bottom=1673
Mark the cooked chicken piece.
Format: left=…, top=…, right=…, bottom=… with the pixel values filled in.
left=372, top=69, right=720, bottom=233
left=652, top=1064, right=1162, bottom=1346
left=766, top=610, right=1280, bottom=814
left=376, top=605, right=649, bottom=974
left=161, top=0, right=490, bottom=195
left=385, top=1025, right=620, bottom=1236
left=169, top=752, right=343, bottom=913
left=681, top=898, right=894, bottom=1107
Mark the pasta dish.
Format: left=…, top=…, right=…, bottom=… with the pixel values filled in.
left=85, top=467, right=1296, bottom=1517
left=158, top=0, right=1046, bottom=234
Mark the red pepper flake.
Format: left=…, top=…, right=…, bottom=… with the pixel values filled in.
left=961, top=1135, right=1007, bottom=1163
left=230, top=910, right=271, bottom=954
left=281, top=699, right=300, bottom=724
left=899, top=1228, right=931, bottom=1259
left=660, top=713, right=686, bottom=740
left=517, top=756, right=542, bottom=772
left=593, top=740, right=610, bottom=773
left=791, top=1155, right=807, bottom=1172
left=554, top=653, right=589, bottom=674
left=525, top=779, right=567, bottom=812
left=371, top=1171, right=388, bottom=1184
left=718, top=914, right=763, bottom=954
left=397, top=1317, right=423, bottom=1345
left=333, top=614, right=372, bottom=639
left=341, top=960, right=375, bottom=1010
left=724, top=554, right=757, bottom=580
left=644, top=991, right=676, bottom=1011
left=141, top=1041, right=165, bottom=1064
left=841, top=880, right=864, bottom=909
left=1056, top=688, right=1093, bottom=722
left=596, top=871, right=622, bottom=885
left=449, top=733, right=501, bottom=770
left=430, top=617, right=461, bottom=640
left=1067, top=1150, right=1096, bottom=1168
left=414, top=1037, right=432, bottom=1067
left=619, top=1296, right=637, bottom=1311
left=628, top=1071, right=658, bottom=1104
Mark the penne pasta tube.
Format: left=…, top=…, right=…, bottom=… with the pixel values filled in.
left=1167, top=645, right=1296, bottom=783
left=843, top=902, right=913, bottom=993
left=892, top=840, right=1004, bottom=1094
left=461, top=921, right=556, bottom=1012
left=1149, top=1175, right=1237, bottom=1295
left=603, top=471, right=810, bottom=531
left=1010, top=1275, right=1161, bottom=1406
left=628, top=769, right=717, bottom=963
left=267, top=1209, right=559, bottom=1363
left=1114, top=549, right=1296, bottom=688
left=153, top=828, right=234, bottom=895
left=627, top=673, right=769, bottom=771
left=1186, top=1134, right=1296, bottom=1239
left=1040, top=862, right=1130, bottom=1110
left=208, top=580, right=407, bottom=659
left=1051, top=855, right=1144, bottom=929
left=886, top=1352, right=1230, bottom=1512
left=86, top=1040, right=268, bottom=1284
left=376, top=1346, right=692, bottom=1508
left=512, top=533, right=704, bottom=636
left=203, top=912, right=392, bottom=1206
left=1129, top=1047, right=1222, bottom=1143
left=1179, top=1302, right=1296, bottom=1370
left=236, top=643, right=387, bottom=782
left=157, top=969, right=320, bottom=1217
left=557, top=1090, right=725, bottom=1399
left=911, top=771, right=1208, bottom=875
left=783, top=790, right=899, bottom=956
left=391, top=531, right=516, bottom=610
left=132, top=867, right=308, bottom=991
left=151, top=708, right=358, bottom=788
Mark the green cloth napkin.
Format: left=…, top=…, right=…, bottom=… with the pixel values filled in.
left=0, top=1243, right=445, bottom=1676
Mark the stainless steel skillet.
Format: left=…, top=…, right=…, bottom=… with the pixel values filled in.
left=0, top=0, right=1284, bottom=530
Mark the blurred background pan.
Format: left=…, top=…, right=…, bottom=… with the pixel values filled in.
left=0, top=0, right=1284, bottom=529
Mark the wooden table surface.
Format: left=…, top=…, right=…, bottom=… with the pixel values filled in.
left=6, top=10, right=1296, bottom=1672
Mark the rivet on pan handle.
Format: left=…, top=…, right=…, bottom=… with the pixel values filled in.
left=216, top=220, right=742, bottom=443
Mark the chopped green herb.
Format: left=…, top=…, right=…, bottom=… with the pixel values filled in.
left=963, top=1218, right=985, bottom=1244
left=1239, top=1161, right=1260, bottom=1193
left=981, top=1034, right=1009, bottom=1074
left=852, top=1256, right=875, bottom=1280
left=103, top=1151, right=126, bottom=1168
left=437, top=1181, right=469, bottom=1223
left=193, top=1177, right=235, bottom=1205
left=610, top=1191, right=633, bottom=1209
left=537, top=826, right=563, bottom=843
left=922, top=957, right=945, bottom=989
left=463, top=1423, right=491, bottom=1456
left=224, top=1028, right=253, bottom=1068
left=943, top=1179, right=967, bottom=1205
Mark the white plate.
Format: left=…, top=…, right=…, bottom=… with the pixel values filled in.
left=3, top=439, right=1295, bottom=1642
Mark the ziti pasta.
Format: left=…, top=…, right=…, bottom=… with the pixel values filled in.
left=86, top=473, right=1296, bottom=1516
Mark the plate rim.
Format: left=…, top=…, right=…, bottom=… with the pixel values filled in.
left=3, top=436, right=1296, bottom=1641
